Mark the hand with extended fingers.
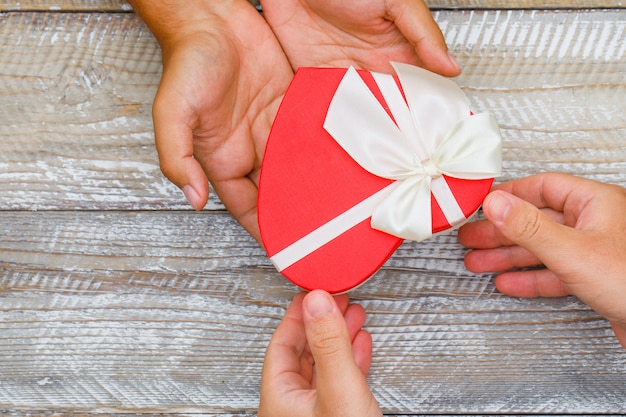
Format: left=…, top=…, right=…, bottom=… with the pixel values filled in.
left=458, top=173, right=626, bottom=348
left=259, top=290, right=382, bottom=417
left=261, top=0, right=461, bottom=76
left=128, top=0, right=458, bottom=243
left=128, top=0, right=293, bottom=243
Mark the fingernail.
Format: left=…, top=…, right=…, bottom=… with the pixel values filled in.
left=448, top=51, right=461, bottom=73
left=182, top=185, right=201, bottom=209
left=304, top=291, right=334, bottom=318
left=486, top=191, right=512, bottom=223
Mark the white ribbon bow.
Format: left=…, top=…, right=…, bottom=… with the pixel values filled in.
left=323, top=62, right=502, bottom=241
left=268, top=63, right=503, bottom=273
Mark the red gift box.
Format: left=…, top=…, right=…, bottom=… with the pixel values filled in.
left=258, top=63, right=501, bottom=294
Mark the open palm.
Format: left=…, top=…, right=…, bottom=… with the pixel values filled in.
left=261, top=0, right=461, bottom=75
left=152, top=1, right=293, bottom=243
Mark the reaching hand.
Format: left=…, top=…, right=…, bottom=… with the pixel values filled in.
left=260, top=0, right=461, bottom=76
left=458, top=173, right=626, bottom=348
left=259, top=290, right=382, bottom=417
left=130, top=0, right=293, bottom=243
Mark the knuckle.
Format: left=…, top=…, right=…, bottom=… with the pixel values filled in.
left=310, top=326, right=345, bottom=359
left=516, top=208, right=543, bottom=242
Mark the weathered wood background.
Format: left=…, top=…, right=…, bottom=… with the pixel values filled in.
left=1, top=1, right=625, bottom=415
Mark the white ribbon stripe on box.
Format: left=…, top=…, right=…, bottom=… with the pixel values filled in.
left=269, top=63, right=502, bottom=273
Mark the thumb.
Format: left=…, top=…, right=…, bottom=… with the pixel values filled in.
left=302, top=291, right=374, bottom=413
left=482, top=190, right=580, bottom=268
left=390, top=0, right=461, bottom=77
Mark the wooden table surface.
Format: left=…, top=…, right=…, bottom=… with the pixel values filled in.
left=1, top=1, right=625, bottom=415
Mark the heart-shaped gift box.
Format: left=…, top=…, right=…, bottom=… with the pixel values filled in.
left=258, top=63, right=502, bottom=294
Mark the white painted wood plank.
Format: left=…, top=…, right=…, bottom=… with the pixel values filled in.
left=1, top=6, right=625, bottom=415
left=0, top=0, right=623, bottom=11
left=0, top=0, right=131, bottom=10
left=436, top=9, right=626, bottom=187
left=1, top=211, right=625, bottom=413
left=0, top=10, right=624, bottom=211
left=0, top=12, right=222, bottom=210
left=0, top=0, right=260, bottom=11
left=432, top=0, right=626, bottom=8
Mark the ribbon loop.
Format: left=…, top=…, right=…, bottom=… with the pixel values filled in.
left=324, top=64, right=502, bottom=241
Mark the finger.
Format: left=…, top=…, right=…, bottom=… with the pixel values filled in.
left=458, top=207, right=565, bottom=250
left=344, top=303, right=367, bottom=343
left=458, top=218, right=507, bottom=249
left=259, top=292, right=313, bottom=416
left=494, top=269, right=572, bottom=298
left=302, top=290, right=374, bottom=410
left=491, top=172, right=594, bottom=220
left=340, top=304, right=372, bottom=383
left=610, top=322, right=626, bottom=350
left=481, top=189, right=585, bottom=273
left=352, top=329, right=373, bottom=377
left=333, top=294, right=351, bottom=315
left=211, top=177, right=262, bottom=244
left=261, top=293, right=308, bottom=383
left=152, top=89, right=210, bottom=210
left=462, top=206, right=566, bottom=272
left=301, top=294, right=353, bottom=362
left=388, top=0, right=461, bottom=76
left=464, top=245, right=542, bottom=273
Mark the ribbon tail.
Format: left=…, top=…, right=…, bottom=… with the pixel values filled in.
left=371, top=176, right=433, bottom=242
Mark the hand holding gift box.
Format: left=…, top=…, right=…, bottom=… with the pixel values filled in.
left=258, top=63, right=502, bottom=294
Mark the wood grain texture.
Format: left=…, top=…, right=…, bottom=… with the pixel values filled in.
left=0, top=12, right=222, bottom=211
left=1, top=10, right=624, bottom=212
left=437, top=9, right=626, bottom=188
left=429, top=0, right=626, bottom=8
left=0, top=0, right=259, bottom=11
left=1, top=211, right=626, bottom=413
left=0, top=0, right=624, bottom=11
left=1, top=5, right=626, bottom=416
left=0, top=0, right=131, bottom=11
